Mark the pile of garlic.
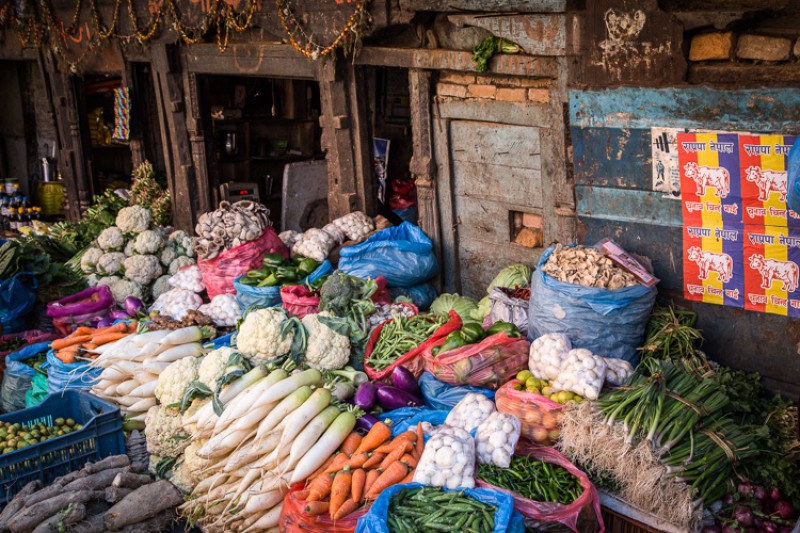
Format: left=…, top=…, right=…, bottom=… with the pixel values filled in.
left=528, top=333, right=573, bottom=382
left=541, top=244, right=638, bottom=290
left=550, top=348, right=608, bottom=401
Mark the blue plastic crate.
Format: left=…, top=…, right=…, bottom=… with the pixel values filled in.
left=0, top=390, right=124, bottom=504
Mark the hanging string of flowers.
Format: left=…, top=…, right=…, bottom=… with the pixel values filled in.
left=276, top=0, right=372, bottom=60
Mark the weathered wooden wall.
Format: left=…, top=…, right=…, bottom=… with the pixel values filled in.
left=571, top=87, right=800, bottom=398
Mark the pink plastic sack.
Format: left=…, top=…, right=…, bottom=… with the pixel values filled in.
left=198, top=228, right=289, bottom=299
left=477, top=444, right=604, bottom=533
left=422, top=333, right=530, bottom=390
left=495, top=380, right=565, bottom=446
left=281, top=285, right=320, bottom=319
left=279, top=484, right=369, bottom=533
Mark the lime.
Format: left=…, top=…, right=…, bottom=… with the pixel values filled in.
left=54, top=418, right=65, bottom=426
left=516, top=370, right=532, bottom=383
left=557, top=391, right=573, bottom=403
left=65, top=419, right=76, bottom=427
left=541, top=386, right=552, bottom=396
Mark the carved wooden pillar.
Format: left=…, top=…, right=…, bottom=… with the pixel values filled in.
left=183, top=70, right=211, bottom=216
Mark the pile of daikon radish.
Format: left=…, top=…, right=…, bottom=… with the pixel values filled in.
left=90, top=326, right=210, bottom=421
left=179, top=367, right=358, bottom=532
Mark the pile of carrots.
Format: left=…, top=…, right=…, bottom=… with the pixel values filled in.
left=295, top=421, right=424, bottom=521
left=51, top=322, right=137, bottom=363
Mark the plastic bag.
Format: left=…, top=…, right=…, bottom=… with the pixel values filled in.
left=355, top=483, right=524, bottom=533
left=233, top=258, right=332, bottom=311
left=788, top=138, right=800, bottom=214
left=280, top=484, right=368, bottom=533
left=529, top=333, right=572, bottom=382
left=46, top=286, right=115, bottom=318
left=604, top=357, right=634, bottom=386
left=381, top=406, right=449, bottom=437
left=0, top=273, right=37, bottom=334
left=280, top=285, right=319, bottom=318
left=488, top=287, right=529, bottom=332
left=476, top=444, right=604, bottom=533
left=363, top=310, right=462, bottom=381
left=1, top=341, right=50, bottom=412
left=528, top=244, right=656, bottom=363
left=45, top=350, right=102, bottom=393
left=199, top=228, right=289, bottom=299
left=551, top=349, right=607, bottom=401
left=445, top=392, right=497, bottom=433
left=495, top=380, right=564, bottom=445
left=25, top=373, right=49, bottom=408
left=476, top=412, right=521, bottom=468
left=413, top=426, right=476, bottom=488
left=339, top=222, right=438, bottom=287
left=419, top=372, right=495, bottom=410
left=423, top=333, right=530, bottom=390
left=388, top=282, right=438, bottom=310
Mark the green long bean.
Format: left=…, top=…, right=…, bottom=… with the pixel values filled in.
left=367, top=314, right=447, bottom=371
left=477, top=456, right=583, bottom=505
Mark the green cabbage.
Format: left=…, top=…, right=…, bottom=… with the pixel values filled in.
left=472, top=296, right=492, bottom=322
left=430, top=293, right=479, bottom=322
left=487, top=264, right=532, bottom=292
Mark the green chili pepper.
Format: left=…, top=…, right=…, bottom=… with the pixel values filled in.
left=486, top=320, right=521, bottom=338
left=291, top=254, right=308, bottom=266
left=262, top=253, right=286, bottom=268
left=460, top=323, right=486, bottom=344
left=256, top=273, right=280, bottom=287
left=275, top=266, right=299, bottom=282
left=297, top=257, right=319, bottom=276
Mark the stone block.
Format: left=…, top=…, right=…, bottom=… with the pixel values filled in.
left=437, top=83, right=467, bottom=98
left=495, top=88, right=527, bottom=102
left=467, top=84, right=497, bottom=99
left=736, top=34, right=792, bottom=61
left=689, top=32, right=735, bottom=61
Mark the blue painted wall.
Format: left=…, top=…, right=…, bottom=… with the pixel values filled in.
left=570, top=87, right=800, bottom=397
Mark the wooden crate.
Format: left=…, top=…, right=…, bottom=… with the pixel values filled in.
left=601, top=506, right=668, bottom=533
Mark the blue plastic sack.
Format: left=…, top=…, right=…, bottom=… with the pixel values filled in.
left=355, top=483, right=524, bottom=533
left=381, top=406, right=449, bottom=437
left=339, top=222, right=438, bottom=287
left=212, top=332, right=234, bottom=349
left=388, top=282, right=438, bottom=310
left=44, top=351, right=103, bottom=394
left=527, top=245, right=656, bottom=363
left=1, top=341, right=51, bottom=412
left=0, top=273, right=37, bottom=334
left=234, top=260, right=333, bottom=311
left=419, top=372, right=495, bottom=410
left=789, top=139, right=800, bottom=215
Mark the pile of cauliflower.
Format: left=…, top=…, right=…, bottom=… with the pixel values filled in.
left=80, top=205, right=197, bottom=305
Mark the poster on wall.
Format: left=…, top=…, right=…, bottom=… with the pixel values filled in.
left=682, top=222, right=744, bottom=308
left=651, top=127, right=681, bottom=196
left=679, top=132, right=742, bottom=225
left=738, top=134, right=799, bottom=227
left=743, top=225, right=800, bottom=317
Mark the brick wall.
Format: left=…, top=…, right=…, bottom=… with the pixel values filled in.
left=436, top=71, right=552, bottom=105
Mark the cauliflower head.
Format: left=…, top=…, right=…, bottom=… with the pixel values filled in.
left=97, top=226, right=125, bottom=251
left=123, top=254, right=163, bottom=285
left=124, top=239, right=136, bottom=257
left=134, top=230, right=165, bottom=255
left=155, top=356, right=200, bottom=406
left=80, top=247, right=104, bottom=274
left=86, top=274, right=99, bottom=287
left=237, top=308, right=293, bottom=363
left=96, top=275, right=121, bottom=288
left=169, top=256, right=196, bottom=275
left=170, top=439, right=208, bottom=494
left=160, top=245, right=177, bottom=267
left=144, top=405, right=191, bottom=457
left=116, top=205, right=152, bottom=234
left=197, top=347, right=245, bottom=390
left=96, top=252, right=127, bottom=276
left=151, top=275, right=172, bottom=300
left=181, top=397, right=210, bottom=435
left=302, top=311, right=350, bottom=370
left=169, top=230, right=195, bottom=258
left=109, top=278, right=144, bottom=305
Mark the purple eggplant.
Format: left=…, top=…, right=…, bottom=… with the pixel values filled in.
left=390, top=366, right=422, bottom=397
left=355, top=413, right=381, bottom=433
left=354, top=382, right=378, bottom=411
left=376, top=385, right=424, bottom=410
left=96, top=317, right=115, bottom=328
left=124, top=296, right=145, bottom=317
left=109, top=310, right=132, bottom=320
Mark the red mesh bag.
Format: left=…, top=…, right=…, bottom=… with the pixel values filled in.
left=477, top=444, right=604, bottom=533
left=279, top=484, right=369, bottom=533
left=495, top=379, right=565, bottom=445
left=421, top=333, right=530, bottom=390
left=363, top=310, right=462, bottom=381
left=198, top=228, right=289, bottom=299
left=281, top=285, right=320, bottom=319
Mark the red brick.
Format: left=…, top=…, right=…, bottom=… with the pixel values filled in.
left=527, top=89, right=550, bottom=103
left=495, top=88, right=527, bottom=102
left=439, top=72, right=476, bottom=85
left=437, top=83, right=467, bottom=98
left=689, top=32, right=735, bottom=61
left=467, top=84, right=497, bottom=99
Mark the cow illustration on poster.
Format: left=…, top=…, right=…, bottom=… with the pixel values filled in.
left=682, top=223, right=744, bottom=308
left=679, top=132, right=743, bottom=225
left=744, top=225, right=800, bottom=317
left=739, top=134, right=799, bottom=227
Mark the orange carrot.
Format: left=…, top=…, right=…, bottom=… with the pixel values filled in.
left=415, top=423, right=424, bottom=460
left=329, top=468, right=352, bottom=517
left=399, top=470, right=414, bottom=484
left=354, top=421, right=392, bottom=455
left=365, top=461, right=409, bottom=500
left=304, top=501, right=329, bottom=516
left=90, top=332, right=128, bottom=346
left=82, top=343, right=98, bottom=351
left=361, top=452, right=385, bottom=470
left=309, top=455, right=336, bottom=479
left=379, top=440, right=413, bottom=471
left=364, top=468, right=380, bottom=496
left=306, top=473, right=335, bottom=502
left=374, top=431, right=415, bottom=454
left=125, top=321, right=138, bottom=332
left=351, top=468, right=366, bottom=504
left=295, top=489, right=310, bottom=500
left=323, top=453, right=351, bottom=474
left=72, top=327, right=94, bottom=336
left=332, top=498, right=359, bottom=521
left=399, top=454, right=417, bottom=469
left=346, top=451, right=370, bottom=470
left=55, top=346, right=79, bottom=363
left=51, top=335, right=92, bottom=350
left=340, top=433, right=362, bottom=457
left=94, top=322, right=128, bottom=335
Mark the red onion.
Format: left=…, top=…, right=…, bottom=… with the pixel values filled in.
left=770, top=488, right=782, bottom=501
left=773, top=501, right=795, bottom=520
left=723, top=493, right=735, bottom=506
left=734, top=505, right=754, bottom=527
left=753, top=485, right=768, bottom=501
left=738, top=482, right=755, bottom=496
left=722, top=526, right=738, bottom=533
left=779, top=527, right=792, bottom=533
left=762, top=522, right=779, bottom=533
left=753, top=517, right=764, bottom=528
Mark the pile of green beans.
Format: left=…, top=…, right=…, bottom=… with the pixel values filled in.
left=477, top=456, right=583, bottom=505
left=387, top=486, right=496, bottom=533
left=367, top=314, right=447, bottom=371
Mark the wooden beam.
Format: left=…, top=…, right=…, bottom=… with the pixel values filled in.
left=344, top=64, right=376, bottom=217
left=408, top=69, right=442, bottom=277
left=183, top=43, right=315, bottom=79
left=354, top=47, right=558, bottom=79
left=182, top=70, right=212, bottom=216
left=397, top=0, right=566, bottom=13
left=433, top=116, right=460, bottom=293
left=689, top=62, right=800, bottom=86
left=151, top=45, right=196, bottom=230
left=447, top=14, right=566, bottom=56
